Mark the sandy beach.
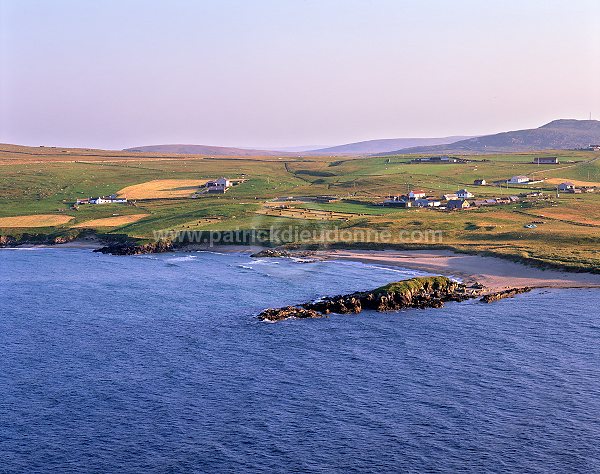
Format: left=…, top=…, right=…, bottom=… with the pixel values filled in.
left=324, top=249, right=600, bottom=291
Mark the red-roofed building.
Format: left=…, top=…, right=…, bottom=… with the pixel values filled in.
left=408, top=190, right=427, bottom=200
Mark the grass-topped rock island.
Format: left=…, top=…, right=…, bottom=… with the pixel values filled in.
left=258, top=276, right=480, bottom=322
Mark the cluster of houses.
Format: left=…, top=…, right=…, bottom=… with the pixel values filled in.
left=557, top=182, right=596, bottom=194
left=75, top=194, right=127, bottom=205
left=384, top=189, right=442, bottom=208
left=384, top=187, right=521, bottom=211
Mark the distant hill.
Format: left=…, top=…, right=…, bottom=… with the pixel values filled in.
left=306, top=136, right=473, bottom=154
left=377, top=120, right=600, bottom=155
left=124, top=137, right=474, bottom=156
left=124, top=144, right=294, bottom=156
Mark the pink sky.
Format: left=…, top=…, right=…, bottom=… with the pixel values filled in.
left=1, top=0, right=599, bottom=149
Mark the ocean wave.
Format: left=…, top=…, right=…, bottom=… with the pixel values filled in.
left=290, top=257, right=318, bottom=264
left=247, top=259, right=280, bottom=266
left=165, top=255, right=198, bottom=263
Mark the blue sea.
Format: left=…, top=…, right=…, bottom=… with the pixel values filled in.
left=1, top=248, right=599, bottom=473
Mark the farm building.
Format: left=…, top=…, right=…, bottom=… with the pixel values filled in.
left=533, top=157, right=559, bottom=164
left=509, top=176, right=530, bottom=184
left=413, top=198, right=441, bottom=208
left=495, top=197, right=511, bottom=204
left=383, top=196, right=411, bottom=207
left=456, top=189, right=474, bottom=199
left=408, top=190, right=427, bottom=200
left=447, top=199, right=470, bottom=210
left=442, top=193, right=458, bottom=201
left=88, top=195, right=127, bottom=205
left=312, top=196, right=339, bottom=203
left=473, top=179, right=487, bottom=186
left=472, top=196, right=519, bottom=207
left=558, top=182, right=575, bottom=191
left=206, top=177, right=232, bottom=193
left=411, top=156, right=467, bottom=164
left=473, top=199, right=497, bottom=207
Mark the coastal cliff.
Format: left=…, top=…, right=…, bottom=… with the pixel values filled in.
left=258, top=276, right=479, bottom=322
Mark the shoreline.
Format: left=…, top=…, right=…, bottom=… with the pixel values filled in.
left=173, top=244, right=600, bottom=292
left=322, top=249, right=600, bottom=292
left=3, top=238, right=600, bottom=292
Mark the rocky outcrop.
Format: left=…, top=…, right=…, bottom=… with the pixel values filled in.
left=257, top=306, right=323, bottom=322
left=93, top=240, right=174, bottom=256
left=0, top=233, right=79, bottom=247
left=0, top=235, right=18, bottom=247
left=251, top=248, right=316, bottom=259
left=480, top=287, right=532, bottom=303
left=258, top=276, right=480, bottom=322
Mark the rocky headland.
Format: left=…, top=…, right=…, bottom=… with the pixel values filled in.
left=258, top=276, right=481, bottom=322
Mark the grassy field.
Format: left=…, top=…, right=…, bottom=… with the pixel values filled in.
left=1, top=144, right=599, bottom=270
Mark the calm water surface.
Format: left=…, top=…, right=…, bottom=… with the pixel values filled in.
left=1, top=248, right=599, bottom=473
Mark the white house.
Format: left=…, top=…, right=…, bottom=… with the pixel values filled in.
left=455, top=189, right=474, bottom=199
left=206, top=177, right=232, bottom=193
left=89, top=194, right=127, bottom=204
left=408, top=189, right=427, bottom=200
left=509, top=175, right=530, bottom=184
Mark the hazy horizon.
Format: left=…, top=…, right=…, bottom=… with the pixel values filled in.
left=1, top=0, right=599, bottom=150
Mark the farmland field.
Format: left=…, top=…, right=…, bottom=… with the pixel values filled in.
left=116, top=179, right=210, bottom=200
left=1, top=144, right=599, bottom=270
left=71, top=214, right=150, bottom=228
left=0, top=214, right=73, bottom=227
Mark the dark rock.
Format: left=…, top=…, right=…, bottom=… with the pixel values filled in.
left=251, top=248, right=315, bottom=259
left=0, top=233, right=79, bottom=247
left=94, top=240, right=173, bottom=256
left=480, top=287, right=532, bottom=303
left=258, top=306, right=323, bottom=322
left=0, top=235, right=17, bottom=247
